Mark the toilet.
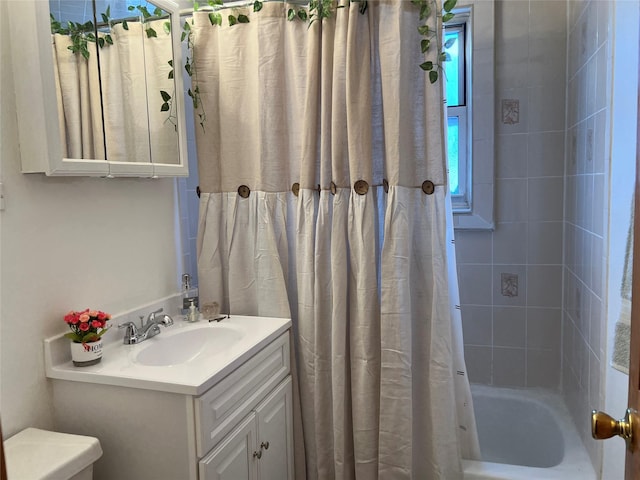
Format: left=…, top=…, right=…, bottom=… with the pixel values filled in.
left=4, top=428, right=102, bottom=480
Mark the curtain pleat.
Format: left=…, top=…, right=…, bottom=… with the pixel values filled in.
left=313, top=191, right=336, bottom=479
left=142, top=19, right=179, bottom=165
left=52, top=34, right=103, bottom=159
left=52, top=37, right=68, bottom=158
left=296, top=188, right=320, bottom=480
left=330, top=189, right=354, bottom=480
left=109, top=22, right=150, bottom=162
left=192, top=3, right=480, bottom=479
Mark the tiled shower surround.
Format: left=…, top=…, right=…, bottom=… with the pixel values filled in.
left=562, top=0, right=609, bottom=469
left=457, top=0, right=610, bottom=472
left=457, top=0, right=567, bottom=390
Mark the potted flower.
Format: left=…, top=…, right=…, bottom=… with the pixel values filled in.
left=64, top=309, right=111, bottom=366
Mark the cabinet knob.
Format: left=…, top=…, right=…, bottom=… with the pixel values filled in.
left=261, top=441, right=270, bottom=450
left=253, top=450, right=262, bottom=459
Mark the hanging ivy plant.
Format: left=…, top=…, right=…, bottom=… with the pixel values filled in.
left=51, top=4, right=176, bottom=124
left=50, top=16, right=98, bottom=60
left=188, top=0, right=452, bottom=76
left=181, top=0, right=453, bottom=130
left=126, top=4, right=169, bottom=37
left=160, top=59, right=179, bottom=129
left=50, top=4, right=171, bottom=56
left=415, top=0, right=456, bottom=83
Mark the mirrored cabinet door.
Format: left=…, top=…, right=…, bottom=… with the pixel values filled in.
left=8, top=0, right=188, bottom=177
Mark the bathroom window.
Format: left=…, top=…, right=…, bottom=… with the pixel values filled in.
left=447, top=2, right=496, bottom=229
left=445, top=21, right=468, bottom=209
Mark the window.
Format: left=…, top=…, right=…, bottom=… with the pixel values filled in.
left=446, top=2, right=496, bottom=230
left=445, top=20, right=469, bottom=210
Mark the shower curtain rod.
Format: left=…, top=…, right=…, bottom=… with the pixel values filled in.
left=179, top=0, right=309, bottom=16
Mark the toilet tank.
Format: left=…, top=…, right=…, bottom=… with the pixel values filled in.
left=4, top=428, right=102, bottom=480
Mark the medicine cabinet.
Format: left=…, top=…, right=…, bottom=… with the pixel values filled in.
left=8, top=0, right=189, bottom=177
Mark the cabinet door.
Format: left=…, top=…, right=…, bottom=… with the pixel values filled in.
left=255, top=377, right=293, bottom=480
left=200, top=413, right=258, bottom=480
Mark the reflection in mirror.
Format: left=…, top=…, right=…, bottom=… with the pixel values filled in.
left=49, top=1, right=104, bottom=160
left=49, top=0, right=179, bottom=165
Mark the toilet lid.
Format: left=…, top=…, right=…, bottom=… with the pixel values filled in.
left=4, top=428, right=103, bottom=480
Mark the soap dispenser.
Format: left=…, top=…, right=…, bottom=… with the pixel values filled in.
left=181, top=274, right=199, bottom=313
left=188, top=299, right=199, bottom=322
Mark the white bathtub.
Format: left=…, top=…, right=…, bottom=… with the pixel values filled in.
left=463, top=385, right=597, bottom=480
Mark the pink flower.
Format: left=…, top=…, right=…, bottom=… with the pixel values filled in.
left=65, top=308, right=111, bottom=338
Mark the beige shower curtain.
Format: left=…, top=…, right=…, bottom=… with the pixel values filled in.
left=52, top=34, right=103, bottom=159
left=52, top=19, right=177, bottom=163
left=192, top=2, right=479, bottom=478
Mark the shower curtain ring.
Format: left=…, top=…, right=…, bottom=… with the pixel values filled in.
left=354, top=180, right=369, bottom=195
left=422, top=180, right=435, bottom=195
left=238, top=185, right=251, bottom=198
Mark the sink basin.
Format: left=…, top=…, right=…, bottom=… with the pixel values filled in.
left=134, top=326, right=244, bottom=367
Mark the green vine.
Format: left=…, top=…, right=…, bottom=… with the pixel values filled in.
left=160, top=59, right=178, bottom=129
left=182, top=20, right=206, bottom=131
left=52, top=0, right=454, bottom=137
left=126, top=4, right=171, bottom=37
left=50, top=15, right=107, bottom=60
left=50, top=4, right=173, bottom=57
left=414, top=0, right=457, bottom=83
left=185, top=0, right=452, bottom=77
left=182, top=0, right=454, bottom=130
left=50, top=4, right=175, bottom=124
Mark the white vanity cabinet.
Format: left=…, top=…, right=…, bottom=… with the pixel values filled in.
left=48, top=321, right=293, bottom=480
left=200, top=377, right=293, bottom=480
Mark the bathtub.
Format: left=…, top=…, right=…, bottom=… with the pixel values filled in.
left=462, top=385, right=597, bottom=480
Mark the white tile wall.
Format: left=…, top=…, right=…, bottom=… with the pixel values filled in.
left=496, top=134, right=528, bottom=179
left=562, top=0, right=610, bottom=471
left=493, top=307, right=526, bottom=347
left=176, top=62, right=201, bottom=288
left=458, top=0, right=566, bottom=390
left=461, top=306, right=493, bottom=346
left=493, top=222, right=528, bottom=264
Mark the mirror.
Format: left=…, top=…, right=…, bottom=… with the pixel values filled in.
left=8, top=0, right=188, bottom=177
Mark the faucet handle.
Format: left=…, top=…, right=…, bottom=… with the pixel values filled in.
left=147, top=308, right=164, bottom=323
left=118, top=321, right=139, bottom=344
left=118, top=321, right=138, bottom=332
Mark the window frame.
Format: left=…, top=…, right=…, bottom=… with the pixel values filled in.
left=448, top=107, right=469, bottom=204
left=445, top=15, right=472, bottom=212
left=447, top=1, right=496, bottom=230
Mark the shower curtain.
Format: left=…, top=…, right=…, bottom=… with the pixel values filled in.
left=192, top=2, right=479, bottom=478
left=52, top=19, right=177, bottom=163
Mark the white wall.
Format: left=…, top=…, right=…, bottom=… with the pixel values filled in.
left=0, top=0, right=181, bottom=437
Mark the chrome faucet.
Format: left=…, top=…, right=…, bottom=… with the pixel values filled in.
left=118, top=308, right=174, bottom=345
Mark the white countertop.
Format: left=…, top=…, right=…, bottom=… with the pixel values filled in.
left=44, top=315, right=291, bottom=396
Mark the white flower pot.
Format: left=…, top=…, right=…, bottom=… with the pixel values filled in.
left=70, top=339, right=103, bottom=367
